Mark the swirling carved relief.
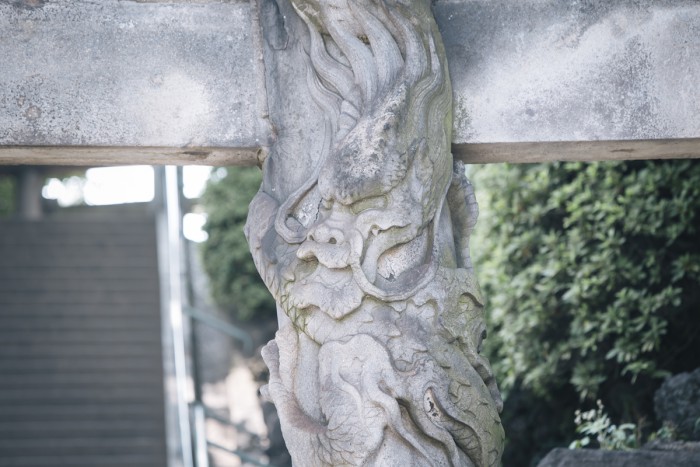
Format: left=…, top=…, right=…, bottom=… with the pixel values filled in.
left=246, top=1, right=504, bottom=465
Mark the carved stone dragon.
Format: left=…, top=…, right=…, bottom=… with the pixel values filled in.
left=246, top=0, right=505, bottom=464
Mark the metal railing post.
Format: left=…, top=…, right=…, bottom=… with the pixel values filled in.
left=192, top=403, right=210, bottom=467
left=165, top=165, right=194, bottom=467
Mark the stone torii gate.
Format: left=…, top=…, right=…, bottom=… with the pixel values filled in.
left=2, top=0, right=699, bottom=466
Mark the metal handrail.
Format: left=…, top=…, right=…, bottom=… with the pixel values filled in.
left=162, top=165, right=194, bottom=467
left=203, top=406, right=255, bottom=434
left=157, top=166, right=272, bottom=467
left=206, top=440, right=276, bottom=467
left=183, top=306, right=254, bottom=355
left=192, top=403, right=210, bottom=467
left=184, top=308, right=269, bottom=464
left=190, top=400, right=271, bottom=466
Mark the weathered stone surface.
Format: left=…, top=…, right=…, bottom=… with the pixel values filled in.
left=654, top=368, right=700, bottom=440
left=247, top=0, right=504, bottom=464
left=436, top=0, right=700, bottom=145
left=2, top=0, right=700, bottom=166
left=537, top=447, right=700, bottom=467
left=0, top=0, right=264, bottom=148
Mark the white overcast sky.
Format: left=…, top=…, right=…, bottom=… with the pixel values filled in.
left=42, top=166, right=212, bottom=242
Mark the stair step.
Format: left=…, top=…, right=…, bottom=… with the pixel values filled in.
left=0, top=215, right=166, bottom=467
left=0, top=454, right=164, bottom=467
left=0, top=292, right=159, bottom=305
left=0, top=267, right=159, bottom=281
left=0, top=336, right=159, bottom=348
left=0, top=388, right=165, bottom=402
left=0, top=436, right=166, bottom=456
left=0, top=403, right=164, bottom=421
left=0, top=255, right=158, bottom=268
left=0, top=356, right=162, bottom=372
left=1, top=341, right=161, bottom=357
left=0, top=371, right=163, bottom=387
left=0, top=221, right=155, bottom=236
left=0, top=323, right=160, bottom=337
left=0, top=313, right=159, bottom=326
left=0, top=303, right=161, bottom=318
left=0, top=278, right=159, bottom=293
left=0, top=419, right=164, bottom=438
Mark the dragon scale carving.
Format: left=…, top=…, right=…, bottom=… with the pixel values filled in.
left=246, top=0, right=505, bottom=464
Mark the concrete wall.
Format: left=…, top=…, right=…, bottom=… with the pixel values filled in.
left=1, top=0, right=698, bottom=164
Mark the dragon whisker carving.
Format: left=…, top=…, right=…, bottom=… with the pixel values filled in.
left=246, top=0, right=504, bottom=464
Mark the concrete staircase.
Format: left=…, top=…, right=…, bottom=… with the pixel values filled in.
left=0, top=208, right=167, bottom=467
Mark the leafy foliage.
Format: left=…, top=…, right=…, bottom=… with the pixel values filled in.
left=470, top=160, right=700, bottom=465
left=200, top=167, right=276, bottom=322
left=570, top=400, right=638, bottom=450
left=0, top=175, right=15, bottom=217
left=569, top=399, right=681, bottom=451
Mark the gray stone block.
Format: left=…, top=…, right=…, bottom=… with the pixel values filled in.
left=654, top=368, right=700, bottom=440
left=0, top=0, right=263, bottom=148
left=1, top=0, right=700, bottom=165
left=436, top=0, right=700, bottom=144
left=537, top=446, right=700, bottom=467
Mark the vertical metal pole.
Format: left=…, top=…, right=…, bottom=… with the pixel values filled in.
left=192, top=403, right=210, bottom=467
left=165, top=165, right=194, bottom=467
left=179, top=167, right=204, bottom=406
left=17, top=167, right=43, bottom=220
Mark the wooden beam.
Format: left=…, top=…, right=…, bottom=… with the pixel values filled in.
left=2, top=139, right=698, bottom=167
left=0, top=147, right=262, bottom=167
left=454, top=138, right=700, bottom=165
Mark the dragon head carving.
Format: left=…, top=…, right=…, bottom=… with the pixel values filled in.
left=246, top=0, right=504, bottom=464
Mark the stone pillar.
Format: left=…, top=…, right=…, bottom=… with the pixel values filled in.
left=17, top=167, right=43, bottom=220
left=246, top=0, right=504, bottom=464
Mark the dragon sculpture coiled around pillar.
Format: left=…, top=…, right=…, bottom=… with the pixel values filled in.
left=245, top=0, right=505, bottom=465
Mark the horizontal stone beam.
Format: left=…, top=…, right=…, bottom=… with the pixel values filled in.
left=0, top=0, right=265, bottom=149
left=1, top=0, right=699, bottom=165
left=436, top=0, right=700, bottom=146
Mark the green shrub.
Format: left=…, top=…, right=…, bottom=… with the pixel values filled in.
left=200, top=167, right=276, bottom=322
left=0, top=175, right=15, bottom=217
left=470, top=160, right=700, bottom=465
left=569, top=400, right=638, bottom=450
